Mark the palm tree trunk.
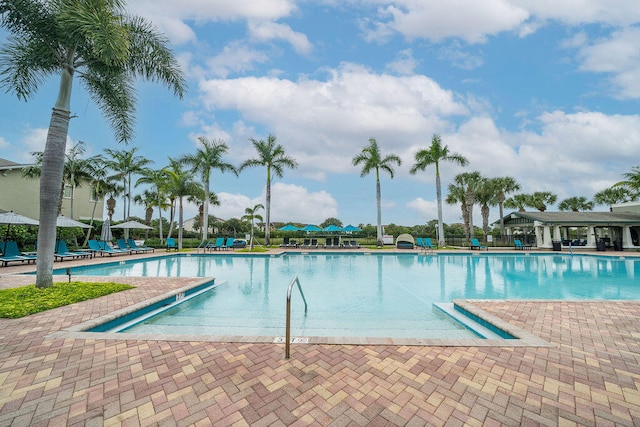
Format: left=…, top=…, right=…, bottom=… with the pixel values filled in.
left=376, top=174, right=382, bottom=243
left=36, top=108, right=70, bottom=288
left=481, top=203, right=489, bottom=240
left=203, top=178, right=210, bottom=242
left=83, top=196, right=99, bottom=247
left=435, top=173, right=445, bottom=247
left=178, top=196, right=184, bottom=250
left=265, top=174, right=271, bottom=246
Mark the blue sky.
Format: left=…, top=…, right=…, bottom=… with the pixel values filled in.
left=1, top=1, right=640, bottom=227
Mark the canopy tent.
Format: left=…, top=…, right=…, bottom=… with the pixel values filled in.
left=277, top=224, right=300, bottom=231
left=322, top=224, right=343, bottom=232
left=342, top=224, right=362, bottom=232
left=300, top=224, right=321, bottom=232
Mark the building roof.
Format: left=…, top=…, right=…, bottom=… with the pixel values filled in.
left=0, top=158, right=27, bottom=170
left=499, top=211, right=640, bottom=226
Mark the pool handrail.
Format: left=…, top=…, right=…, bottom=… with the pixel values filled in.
left=285, top=276, right=308, bottom=359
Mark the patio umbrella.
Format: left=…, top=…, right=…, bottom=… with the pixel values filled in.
left=100, top=219, right=113, bottom=242
left=278, top=224, right=300, bottom=231
left=322, top=224, right=343, bottom=232
left=56, top=215, right=92, bottom=229
left=0, top=211, right=39, bottom=241
left=342, top=224, right=361, bottom=232
left=110, top=220, right=153, bottom=230
left=300, top=224, right=321, bottom=232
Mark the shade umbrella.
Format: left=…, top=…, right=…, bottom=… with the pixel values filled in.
left=300, top=224, right=321, bottom=232
left=342, top=224, right=361, bottom=232
left=0, top=211, right=39, bottom=241
left=322, top=224, right=343, bottom=232
left=110, top=220, right=153, bottom=230
left=100, top=219, right=113, bottom=242
left=278, top=224, right=300, bottom=231
left=56, top=215, right=92, bottom=229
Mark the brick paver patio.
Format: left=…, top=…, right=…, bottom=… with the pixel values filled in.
left=1, top=252, right=639, bottom=425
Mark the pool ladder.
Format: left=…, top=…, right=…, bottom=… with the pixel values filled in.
left=285, top=276, right=308, bottom=359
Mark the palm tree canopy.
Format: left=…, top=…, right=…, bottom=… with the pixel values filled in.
left=352, top=138, right=402, bottom=178
left=181, top=137, right=237, bottom=182
left=558, top=196, right=594, bottom=212
left=0, top=0, right=186, bottom=142
left=410, top=134, right=468, bottom=176
left=239, top=134, right=298, bottom=177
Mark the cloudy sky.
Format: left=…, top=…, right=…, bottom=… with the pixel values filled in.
left=1, top=0, right=639, bottom=227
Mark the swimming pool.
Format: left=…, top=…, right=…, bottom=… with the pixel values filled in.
left=60, top=253, right=640, bottom=340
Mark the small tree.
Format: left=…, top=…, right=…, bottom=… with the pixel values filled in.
left=242, top=204, right=264, bottom=250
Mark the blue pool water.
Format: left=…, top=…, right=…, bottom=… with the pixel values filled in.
left=61, top=253, right=640, bottom=339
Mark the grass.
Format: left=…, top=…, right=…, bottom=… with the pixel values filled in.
left=0, top=282, right=135, bottom=318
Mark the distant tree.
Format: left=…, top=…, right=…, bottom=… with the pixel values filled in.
left=594, top=187, right=635, bottom=211
left=186, top=186, right=221, bottom=237
left=452, top=171, right=483, bottom=241
left=529, top=191, right=557, bottom=212
left=320, top=218, right=343, bottom=228
left=221, top=218, right=247, bottom=237
left=504, top=194, right=530, bottom=212
left=242, top=204, right=264, bottom=250
left=475, top=177, right=499, bottom=240
left=180, top=137, right=236, bottom=243
left=104, top=147, right=152, bottom=221
left=352, top=138, right=402, bottom=244
left=162, top=163, right=199, bottom=250
left=410, top=134, right=468, bottom=247
left=558, top=196, right=594, bottom=212
left=491, top=177, right=520, bottom=237
left=137, top=168, right=171, bottom=243
left=446, top=182, right=468, bottom=240
left=133, top=189, right=157, bottom=239
left=614, top=166, right=640, bottom=200
left=240, top=134, right=298, bottom=246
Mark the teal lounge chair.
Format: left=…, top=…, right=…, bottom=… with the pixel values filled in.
left=423, top=238, right=436, bottom=249
left=55, top=240, right=90, bottom=261
left=166, top=237, right=178, bottom=251
left=415, top=237, right=425, bottom=248
left=206, top=237, right=225, bottom=251
left=127, top=239, right=154, bottom=253
left=470, top=238, right=488, bottom=251
left=514, top=239, right=532, bottom=250
left=0, top=241, right=34, bottom=266
left=222, top=237, right=235, bottom=250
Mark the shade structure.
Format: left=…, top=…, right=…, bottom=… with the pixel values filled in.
left=322, top=224, right=343, bottom=232
left=342, top=224, right=361, bottom=232
left=110, top=220, right=152, bottom=230
left=300, top=224, right=321, bottom=232
left=100, top=219, right=113, bottom=242
left=56, top=215, right=92, bottom=229
left=0, top=211, right=39, bottom=241
left=278, top=224, right=299, bottom=231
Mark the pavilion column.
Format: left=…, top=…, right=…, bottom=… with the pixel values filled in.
left=586, top=225, right=597, bottom=247
left=622, top=225, right=633, bottom=249
left=553, top=225, right=562, bottom=241
left=542, top=225, right=553, bottom=248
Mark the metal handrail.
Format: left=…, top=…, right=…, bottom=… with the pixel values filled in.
left=285, top=276, right=308, bottom=359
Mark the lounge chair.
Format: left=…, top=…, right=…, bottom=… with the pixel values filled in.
left=415, top=237, right=425, bottom=248
left=127, top=239, right=154, bottom=253
left=323, top=237, right=332, bottom=249
left=301, top=238, right=311, bottom=248
left=166, top=237, right=178, bottom=251
left=206, top=237, right=225, bottom=251
left=423, top=238, right=436, bottom=249
left=0, top=241, right=34, bottom=266
left=222, top=237, right=235, bottom=250
left=55, top=240, right=90, bottom=261
left=349, top=240, right=360, bottom=249
left=280, top=237, right=291, bottom=248
left=310, top=238, right=319, bottom=249
left=100, top=240, right=130, bottom=255
left=470, top=238, right=488, bottom=251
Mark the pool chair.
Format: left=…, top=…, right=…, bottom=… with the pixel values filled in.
left=55, top=240, right=90, bottom=261
left=423, top=238, right=436, bottom=249
left=280, top=237, right=291, bottom=248
left=301, top=238, right=311, bottom=248
left=349, top=240, right=360, bottom=249
left=166, top=237, right=178, bottom=251
left=222, top=237, right=235, bottom=250
left=206, top=237, right=225, bottom=251
left=470, top=238, right=488, bottom=251
left=100, top=240, right=131, bottom=255
left=0, top=241, right=34, bottom=267
left=127, top=239, right=154, bottom=253
left=310, top=238, right=319, bottom=249
left=415, top=237, right=425, bottom=248
left=514, top=239, right=532, bottom=250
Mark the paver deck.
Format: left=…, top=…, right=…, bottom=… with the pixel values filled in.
left=1, top=250, right=639, bottom=425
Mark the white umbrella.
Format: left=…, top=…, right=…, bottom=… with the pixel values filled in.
left=100, top=219, right=113, bottom=242
left=0, top=211, right=39, bottom=241
left=110, top=220, right=152, bottom=230
left=56, top=215, right=92, bottom=229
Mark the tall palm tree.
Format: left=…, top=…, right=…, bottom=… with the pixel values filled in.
left=614, top=166, right=640, bottom=199
left=82, top=155, right=112, bottom=246
left=186, top=186, right=220, bottom=237
left=491, top=177, right=520, bottom=237
left=475, top=177, right=499, bottom=240
left=104, top=147, right=152, bottom=221
left=63, top=141, right=94, bottom=219
left=0, top=0, right=186, bottom=288
left=594, top=186, right=635, bottom=211
left=504, top=194, right=530, bottom=212
left=445, top=182, right=468, bottom=237
left=180, top=137, right=237, bottom=243
left=137, top=167, right=171, bottom=243
left=242, top=204, right=264, bottom=250
left=558, top=196, right=594, bottom=212
left=529, top=191, right=557, bottom=212
left=453, top=171, right=483, bottom=241
left=162, top=163, right=199, bottom=250
left=410, top=134, right=468, bottom=246
left=352, top=138, right=402, bottom=244
left=133, top=189, right=158, bottom=239
left=239, top=134, right=298, bottom=246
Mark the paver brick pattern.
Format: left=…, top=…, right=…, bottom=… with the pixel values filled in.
left=1, top=266, right=640, bottom=425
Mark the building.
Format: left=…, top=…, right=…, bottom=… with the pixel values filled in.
left=0, top=157, right=104, bottom=220
left=499, top=209, right=640, bottom=251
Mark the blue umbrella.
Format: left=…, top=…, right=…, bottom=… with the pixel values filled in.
left=278, top=224, right=300, bottom=231
left=342, top=224, right=361, bottom=232
left=301, top=224, right=321, bottom=232
left=322, top=224, right=343, bottom=232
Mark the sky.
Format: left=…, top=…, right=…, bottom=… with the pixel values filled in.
left=1, top=0, right=640, bottom=228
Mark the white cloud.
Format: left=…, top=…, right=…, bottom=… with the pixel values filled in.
left=205, top=41, right=270, bottom=78
left=385, top=49, right=419, bottom=75
left=248, top=21, right=313, bottom=55
left=513, top=0, right=640, bottom=26
left=406, top=197, right=466, bottom=224
left=0, top=136, right=9, bottom=149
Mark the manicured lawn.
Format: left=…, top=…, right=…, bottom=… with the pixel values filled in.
left=0, top=282, right=135, bottom=318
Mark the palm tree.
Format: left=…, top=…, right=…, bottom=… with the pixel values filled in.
left=133, top=189, right=158, bottom=239
left=475, top=178, right=499, bottom=240
left=614, top=166, right=640, bottom=199
left=410, top=134, right=468, bottom=247
left=239, top=134, right=298, bottom=246
left=352, top=138, right=402, bottom=244
left=0, top=0, right=186, bottom=288
left=446, top=182, right=468, bottom=238
left=137, top=167, right=171, bottom=244
left=491, top=177, right=520, bottom=237
left=242, top=204, right=264, bottom=250
left=180, top=137, right=237, bottom=243
left=104, top=147, right=152, bottom=221
left=558, top=196, right=594, bottom=212
left=594, top=187, right=635, bottom=211
left=452, top=171, right=483, bottom=241
left=82, top=155, right=111, bottom=246
left=504, top=194, right=530, bottom=212
left=162, top=163, right=199, bottom=250
left=529, top=191, right=557, bottom=212
left=186, top=186, right=221, bottom=237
